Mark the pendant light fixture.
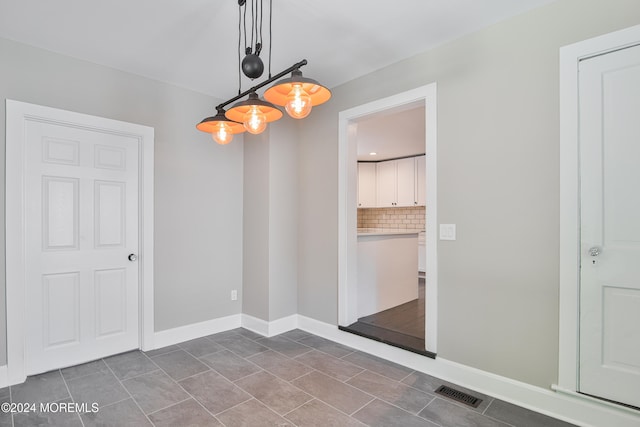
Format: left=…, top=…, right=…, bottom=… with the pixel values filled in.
left=196, top=107, right=245, bottom=145
left=196, top=0, right=331, bottom=143
left=225, top=92, right=283, bottom=134
left=264, top=69, right=332, bottom=119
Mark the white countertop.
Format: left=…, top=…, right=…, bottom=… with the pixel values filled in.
left=357, top=228, right=422, bottom=237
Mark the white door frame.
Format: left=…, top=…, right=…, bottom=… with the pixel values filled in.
left=558, top=25, right=640, bottom=397
left=5, top=100, right=155, bottom=385
left=337, top=83, right=438, bottom=353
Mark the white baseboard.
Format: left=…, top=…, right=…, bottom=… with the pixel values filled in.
left=153, top=314, right=242, bottom=349
left=296, top=315, right=640, bottom=427
left=0, top=365, right=8, bottom=388
left=241, top=314, right=298, bottom=337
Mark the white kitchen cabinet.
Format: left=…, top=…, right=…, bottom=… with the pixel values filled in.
left=376, top=160, right=396, bottom=207
left=357, top=162, right=377, bottom=208
left=376, top=157, right=416, bottom=207
left=396, top=157, right=416, bottom=206
left=416, top=155, right=426, bottom=206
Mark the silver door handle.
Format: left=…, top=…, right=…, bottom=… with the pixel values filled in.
left=128, top=254, right=138, bottom=262
left=588, top=247, right=601, bottom=257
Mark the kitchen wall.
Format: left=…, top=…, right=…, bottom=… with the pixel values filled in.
left=0, top=37, right=245, bottom=365
left=358, top=206, right=425, bottom=231
left=296, top=0, right=640, bottom=389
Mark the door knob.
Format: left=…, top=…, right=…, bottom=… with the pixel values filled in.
left=588, top=247, right=601, bottom=257
left=128, top=253, right=138, bottom=262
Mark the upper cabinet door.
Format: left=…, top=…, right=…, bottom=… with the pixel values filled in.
left=396, top=157, right=416, bottom=207
left=376, top=160, right=397, bottom=207
left=357, top=163, right=377, bottom=208
left=416, top=155, right=426, bottom=206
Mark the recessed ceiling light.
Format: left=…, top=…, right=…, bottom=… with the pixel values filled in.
left=369, top=152, right=377, bottom=156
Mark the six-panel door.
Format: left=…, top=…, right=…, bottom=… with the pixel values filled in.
left=24, top=119, right=139, bottom=375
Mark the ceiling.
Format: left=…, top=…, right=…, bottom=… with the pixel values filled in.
left=0, top=0, right=557, bottom=100
left=356, top=105, right=425, bottom=161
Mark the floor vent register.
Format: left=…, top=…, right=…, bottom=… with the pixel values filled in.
left=435, top=385, right=483, bottom=408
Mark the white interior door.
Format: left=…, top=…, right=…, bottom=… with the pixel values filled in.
left=579, top=44, right=640, bottom=408
left=24, top=119, right=140, bottom=375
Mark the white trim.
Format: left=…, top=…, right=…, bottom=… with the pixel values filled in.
left=0, top=366, right=8, bottom=389
left=153, top=314, right=242, bottom=349
left=558, top=24, right=640, bottom=395
left=337, top=84, right=438, bottom=352
left=5, top=100, right=155, bottom=386
left=241, top=314, right=298, bottom=337
left=297, top=315, right=640, bottom=427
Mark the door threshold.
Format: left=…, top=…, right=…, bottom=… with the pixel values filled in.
left=339, top=324, right=436, bottom=358
left=579, top=392, right=640, bottom=412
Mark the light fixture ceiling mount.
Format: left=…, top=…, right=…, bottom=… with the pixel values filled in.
left=197, top=0, right=331, bottom=144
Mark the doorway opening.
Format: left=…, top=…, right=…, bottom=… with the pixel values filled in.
left=337, top=83, right=438, bottom=355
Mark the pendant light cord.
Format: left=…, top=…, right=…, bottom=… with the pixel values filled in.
left=257, top=0, right=263, bottom=55
left=250, top=0, right=255, bottom=54
left=238, top=1, right=243, bottom=94
left=268, top=0, right=272, bottom=78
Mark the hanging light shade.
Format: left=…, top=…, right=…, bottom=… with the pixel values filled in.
left=225, top=92, right=283, bottom=134
left=196, top=108, right=246, bottom=145
left=264, top=69, right=332, bottom=119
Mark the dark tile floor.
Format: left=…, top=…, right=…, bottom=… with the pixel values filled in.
left=345, top=279, right=429, bottom=354
left=0, top=328, right=577, bottom=427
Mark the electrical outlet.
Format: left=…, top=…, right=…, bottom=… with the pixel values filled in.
left=231, top=290, right=238, bottom=301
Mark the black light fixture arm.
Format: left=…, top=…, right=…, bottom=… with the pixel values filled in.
left=216, top=59, right=307, bottom=110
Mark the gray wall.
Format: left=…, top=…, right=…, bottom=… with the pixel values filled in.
left=0, top=37, right=245, bottom=364
left=243, top=120, right=299, bottom=322
left=296, top=0, right=640, bottom=388
left=268, top=120, right=298, bottom=321
left=243, top=132, right=270, bottom=320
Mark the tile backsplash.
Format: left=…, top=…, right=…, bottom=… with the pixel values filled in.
left=358, top=206, right=425, bottom=230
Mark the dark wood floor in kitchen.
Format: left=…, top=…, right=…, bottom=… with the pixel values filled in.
left=342, top=278, right=435, bottom=358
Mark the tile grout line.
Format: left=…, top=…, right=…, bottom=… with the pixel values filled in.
left=290, top=368, right=384, bottom=418
left=143, top=396, right=191, bottom=417
left=201, top=348, right=269, bottom=379
left=130, top=349, right=225, bottom=425
left=229, top=367, right=317, bottom=422
left=212, top=396, right=255, bottom=423
left=398, top=369, right=417, bottom=382
left=280, top=397, right=313, bottom=418
left=341, top=368, right=367, bottom=383
left=208, top=342, right=270, bottom=361
left=347, top=396, right=377, bottom=417
left=479, top=399, right=518, bottom=427
left=257, top=345, right=315, bottom=360
left=229, top=368, right=265, bottom=384
left=116, top=367, right=163, bottom=383
left=146, top=348, right=184, bottom=359
left=102, top=354, right=158, bottom=426
left=58, top=368, right=86, bottom=427
left=327, top=368, right=446, bottom=421
left=291, top=350, right=365, bottom=381
left=286, top=369, right=315, bottom=383
left=415, top=395, right=436, bottom=417
left=8, top=383, right=13, bottom=427
left=161, top=367, right=230, bottom=427
left=180, top=347, right=226, bottom=360
left=482, top=396, right=494, bottom=415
